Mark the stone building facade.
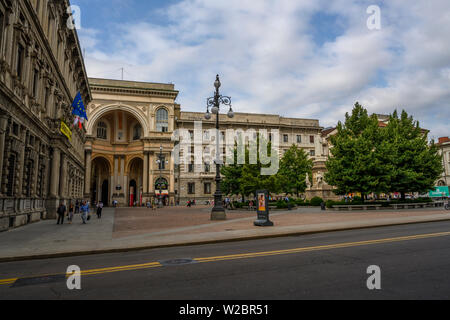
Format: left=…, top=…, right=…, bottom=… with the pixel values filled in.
left=86, top=78, right=331, bottom=206
left=176, top=111, right=326, bottom=203
left=0, top=0, right=91, bottom=231
left=85, top=78, right=179, bottom=207
left=437, top=137, right=450, bottom=187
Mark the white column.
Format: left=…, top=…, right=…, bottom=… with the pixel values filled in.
left=114, top=156, right=119, bottom=194
left=120, top=156, right=125, bottom=192
left=84, top=150, right=92, bottom=196
left=50, top=148, right=61, bottom=198
left=59, top=153, right=67, bottom=198
left=143, top=152, right=149, bottom=194
left=0, top=115, right=8, bottom=195
left=149, top=153, right=154, bottom=194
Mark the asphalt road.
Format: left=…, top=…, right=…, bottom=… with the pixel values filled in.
left=1, top=221, right=450, bottom=300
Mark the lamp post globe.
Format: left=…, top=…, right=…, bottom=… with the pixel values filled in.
left=205, top=109, right=211, bottom=120
left=227, top=107, right=234, bottom=119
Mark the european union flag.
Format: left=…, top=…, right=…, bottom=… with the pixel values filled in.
left=72, top=92, right=88, bottom=120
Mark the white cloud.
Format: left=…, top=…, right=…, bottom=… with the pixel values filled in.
left=80, top=0, right=450, bottom=138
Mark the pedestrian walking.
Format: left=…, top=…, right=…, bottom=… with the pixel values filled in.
left=56, top=202, right=66, bottom=225
left=80, top=201, right=89, bottom=224
left=96, top=201, right=103, bottom=219
left=68, top=203, right=74, bottom=224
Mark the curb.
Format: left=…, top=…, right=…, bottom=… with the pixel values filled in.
left=1, top=215, right=450, bottom=263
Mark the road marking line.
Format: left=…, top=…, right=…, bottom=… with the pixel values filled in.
left=194, top=231, right=450, bottom=263
left=0, top=278, right=17, bottom=285
left=0, top=263, right=163, bottom=286
left=1, top=230, right=449, bottom=286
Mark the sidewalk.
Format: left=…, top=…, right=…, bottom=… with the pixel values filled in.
left=0, top=205, right=449, bottom=262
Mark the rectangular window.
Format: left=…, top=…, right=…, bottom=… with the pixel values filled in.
left=283, top=134, right=289, bottom=143
left=204, top=183, right=211, bottom=194
left=297, top=135, right=302, bottom=143
left=12, top=123, right=19, bottom=136
left=310, top=135, right=315, bottom=144
left=32, top=69, right=39, bottom=98
left=188, top=183, right=195, bottom=194
left=0, top=10, right=4, bottom=50
left=16, top=43, right=25, bottom=78
left=35, top=0, right=40, bottom=15
left=204, top=163, right=210, bottom=173
left=188, top=163, right=194, bottom=173
left=310, top=150, right=315, bottom=157
left=47, top=11, right=52, bottom=35
left=159, top=156, right=166, bottom=170
left=6, top=154, right=16, bottom=197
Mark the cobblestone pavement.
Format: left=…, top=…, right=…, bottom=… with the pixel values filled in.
left=113, top=205, right=255, bottom=238
left=0, top=205, right=449, bottom=261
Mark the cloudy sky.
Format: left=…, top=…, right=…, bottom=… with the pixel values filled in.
left=71, top=0, right=450, bottom=139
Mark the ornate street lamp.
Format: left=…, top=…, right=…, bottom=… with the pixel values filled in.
left=205, top=75, right=234, bottom=220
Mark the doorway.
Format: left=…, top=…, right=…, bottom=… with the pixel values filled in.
left=129, top=179, right=137, bottom=206
left=101, top=179, right=109, bottom=206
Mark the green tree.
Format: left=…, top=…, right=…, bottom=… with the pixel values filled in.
left=277, top=145, right=313, bottom=197
left=221, top=141, right=245, bottom=200
left=383, top=110, right=443, bottom=199
left=240, top=135, right=281, bottom=197
left=325, top=102, right=390, bottom=201
left=221, top=134, right=281, bottom=199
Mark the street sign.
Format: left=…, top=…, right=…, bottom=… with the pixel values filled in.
left=429, top=186, right=449, bottom=198
left=254, top=190, right=274, bottom=227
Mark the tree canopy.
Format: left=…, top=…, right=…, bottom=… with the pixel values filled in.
left=325, top=103, right=443, bottom=200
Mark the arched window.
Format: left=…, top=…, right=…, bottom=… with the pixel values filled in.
left=156, top=108, right=169, bottom=132
left=133, top=124, right=142, bottom=140
left=97, top=121, right=107, bottom=140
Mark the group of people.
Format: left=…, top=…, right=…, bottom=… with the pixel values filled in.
left=146, top=198, right=158, bottom=210
left=187, top=199, right=196, bottom=207
left=56, top=200, right=104, bottom=225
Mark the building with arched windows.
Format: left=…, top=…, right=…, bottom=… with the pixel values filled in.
left=85, top=78, right=179, bottom=207
left=0, top=0, right=91, bottom=231
left=86, top=78, right=328, bottom=206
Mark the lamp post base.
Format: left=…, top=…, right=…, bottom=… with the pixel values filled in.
left=211, top=207, right=226, bottom=220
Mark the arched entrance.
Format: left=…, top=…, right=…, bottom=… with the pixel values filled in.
left=128, top=158, right=143, bottom=206
left=91, top=157, right=111, bottom=206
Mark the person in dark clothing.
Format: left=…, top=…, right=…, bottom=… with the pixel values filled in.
left=57, top=203, right=67, bottom=225
left=96, top=201, right=103, bottom=219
